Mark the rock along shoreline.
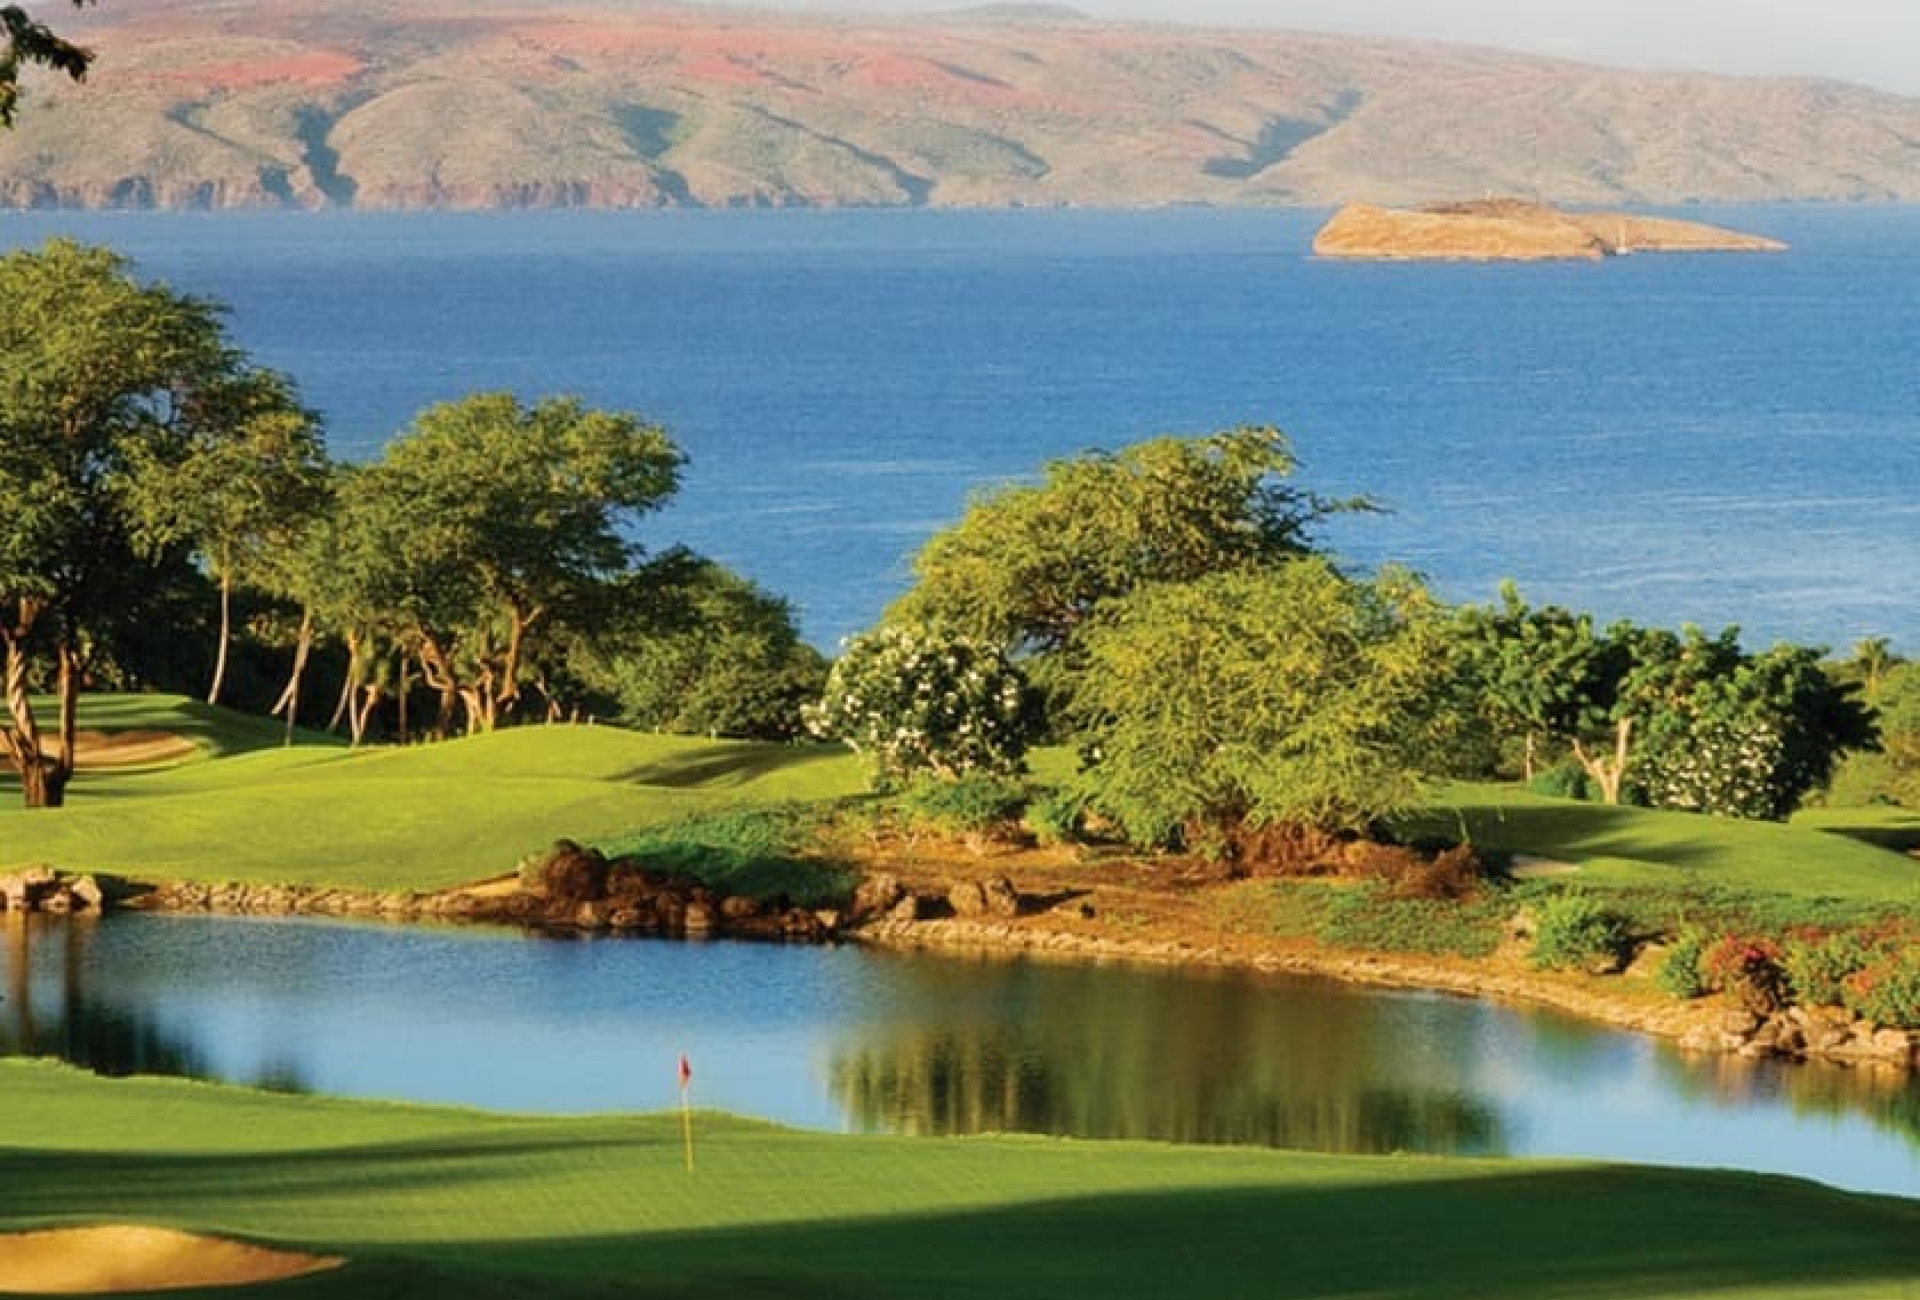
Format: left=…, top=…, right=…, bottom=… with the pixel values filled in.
left=5, top=861, right=1913, bottom=1074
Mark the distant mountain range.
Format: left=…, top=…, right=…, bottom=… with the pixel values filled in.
left=5, top=0, right=1918, bottom=210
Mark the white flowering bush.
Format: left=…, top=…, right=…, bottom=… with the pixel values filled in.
left=1641, top=714, right=1786, bottom=819
left=804, top=625, right=1037, bottom=788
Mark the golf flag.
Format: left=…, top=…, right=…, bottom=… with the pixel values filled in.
left=678, top=1052, right=695, bottom=1172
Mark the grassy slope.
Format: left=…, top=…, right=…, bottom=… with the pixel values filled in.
left=1406, top=782, right=1920, bottom=904
left=3, top=1060, right=1916, bottom=1300
left=0, top=695, right=865, bottom=890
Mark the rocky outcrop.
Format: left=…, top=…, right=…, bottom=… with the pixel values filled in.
left=1679, top=1003, right=1918, bottom=1069
left=1312, top=199, right=1787, bottom=262
left=0, top=867, right=108, bottom=915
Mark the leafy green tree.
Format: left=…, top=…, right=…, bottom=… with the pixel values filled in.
left=1, top=1, right=90, bottom=127
left=805, top=624, right=1037, bottom=788
left=0, top=239, right=250, bottom=807
left=122, top=367, right=330, bottom=707
left=1066, top=561, right=1448, bottom=862
left=894, top=427, right=1359, bottom=660
left=571, top=553, right=826, bottom=740
left=1450, top=582, right=1614, bottom=781
left=333, top=393, right=682, bottom=737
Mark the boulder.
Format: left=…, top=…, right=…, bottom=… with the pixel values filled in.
left=886, top=894, right=921, bottom=924
left=948, top=880, right=988, bottom=917
left=536, top=840, right=610, bottom=905
left=683, top=901, right=718, bottom=935
left=851, top=873, right=905, bottom=921
left=720, top=894, right=763, bottom=921
left=980, top=875, right=1022, bottom=918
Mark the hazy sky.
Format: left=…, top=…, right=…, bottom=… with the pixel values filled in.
left=766, top=0, right=1920, bottom=96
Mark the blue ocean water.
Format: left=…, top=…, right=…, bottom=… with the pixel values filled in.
left=3, top=206, right=1915, bottom=649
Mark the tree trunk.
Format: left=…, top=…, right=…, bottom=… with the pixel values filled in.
left=1522, top=731, right=1538, bottom=783
left=273, top=607, right=315, bottom=746
left=207, top=554, right=233, bottom=707
left=3, top=627, right=62, bottom=809
left=1572, top=716, right=1633, bottom=806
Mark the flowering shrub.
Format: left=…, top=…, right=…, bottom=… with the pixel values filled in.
left=1699, top=935, right=1789, bottom=1015
left=804, top=625, right=1037, bottom=789
left=1640, top=716, right=1786, bottom=820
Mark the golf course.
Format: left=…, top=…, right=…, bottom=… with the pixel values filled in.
left=4, top=695, right=1919, bottom=1297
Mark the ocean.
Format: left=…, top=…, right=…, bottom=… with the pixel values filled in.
left=3, top=205, right=1915, bottom=650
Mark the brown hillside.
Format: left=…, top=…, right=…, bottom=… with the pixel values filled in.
left=3, top=0, right=1917, bottom=210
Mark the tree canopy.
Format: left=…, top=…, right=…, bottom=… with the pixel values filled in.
left=0, top=239, right=275, bottom=805
left=892, top=426, right=1359, bottom=657
left=1066, top=560, right=1447, bottom=861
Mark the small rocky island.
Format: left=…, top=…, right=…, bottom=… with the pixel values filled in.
left=1312, top=199, right=1787, bottom=262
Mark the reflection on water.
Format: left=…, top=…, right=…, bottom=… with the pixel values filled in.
left=2, top=913, right=217, bottom=1084
left=829, top=957, right=1500, bottom=1153
left=1, top=913, right=1914, bottom=1197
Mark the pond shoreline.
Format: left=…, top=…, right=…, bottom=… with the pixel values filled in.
left=27, top=857, right=1902, bottom=1076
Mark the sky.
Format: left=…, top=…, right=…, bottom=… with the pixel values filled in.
left=755, top=0, right=1920, bottom=97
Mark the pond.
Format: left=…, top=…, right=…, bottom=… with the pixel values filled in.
left=3, top=912, right=1915, bottom=1198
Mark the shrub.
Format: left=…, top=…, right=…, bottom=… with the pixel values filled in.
left=598, top=806, right=854, bottom=907
left=805, top=624, right=1037, bottom=789
left=1526, top=763, right=1594, bottom=802
left=1699, top=935, right=1790, bottom=1015
left=1025, top=787, right=1089, bottom=846
left=1841, top=951, right=1920, bottom=1029
left=897, top=773, right=1028, bottom=838
left=1530, top=893, right=1628, bottom=973
left=1655, top=928, right=1710, bottom=1000
left=1782, top=930, right=1878, bottom=1008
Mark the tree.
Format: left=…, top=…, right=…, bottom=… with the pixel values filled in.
left=0, top=239, right=250, bottom=807
left=571, top=552, right=827, bottom=740
left=805, top=624, right=1037, bottom=788
left=893, top=427, right=1361, bottom=661
left=1451, top=582, right=1614, bottom=782
left=121, top=367, right=330, bottom=707
left=332, top=393, right=683, bottom=737
left=1065, top=561, right=1448, bottom=863
left=1, top=2, right=91, bottom=127
left=1455, top=587, right=1875, bottom=818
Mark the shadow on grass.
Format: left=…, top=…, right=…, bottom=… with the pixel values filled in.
left=617, top=745, right=841, bottom=791
left=5, top=1140, right=1915, bottom=1300
left=181, top=1167, right=1920, bottom=1300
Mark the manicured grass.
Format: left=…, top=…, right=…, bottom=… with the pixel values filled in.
left=3, top=1060, right=1916, bottom=1299
left=1403, top=782, right=1920, bottom=904
left=0, top=696, right=865, bottom=890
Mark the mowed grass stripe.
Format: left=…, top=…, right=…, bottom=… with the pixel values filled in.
left=3, top=1062, right=1916, bottom=1299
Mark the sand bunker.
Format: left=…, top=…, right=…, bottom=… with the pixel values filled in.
left=62, top=730, right=198, bottom=770
left=0, top=1225, right=343, bottom=1294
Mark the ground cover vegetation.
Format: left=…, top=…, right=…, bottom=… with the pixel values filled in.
left=4, top=1058, right=1918, bottom=1300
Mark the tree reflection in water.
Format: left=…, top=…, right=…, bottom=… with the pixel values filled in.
left=1, top=912, right=237, bottom=1085
left=830, top=954, right=1504, bottom=1154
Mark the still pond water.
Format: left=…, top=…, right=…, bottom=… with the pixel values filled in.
left=4, top=912, right=1915, bottom=1198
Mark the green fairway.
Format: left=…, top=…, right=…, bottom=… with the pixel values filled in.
left=2, top=1060, right=1915, bottom=1300
left=1405, top=782, right=1920, bottom=904
left=0, top=695, right=865, bottom=890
